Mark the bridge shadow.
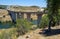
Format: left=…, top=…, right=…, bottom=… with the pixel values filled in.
left=39, top=29, right=60, bottom=36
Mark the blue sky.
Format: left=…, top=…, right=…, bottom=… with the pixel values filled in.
left=0, top=0, right=47, bottom=7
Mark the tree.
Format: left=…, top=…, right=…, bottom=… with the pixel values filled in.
left=40, top=14, right=49, bottom=28
left=47, top=0, right=60, bottom=31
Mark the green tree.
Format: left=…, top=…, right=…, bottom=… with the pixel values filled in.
left=40, top=14, right=49, bottom=28
left=47, top=0, right=60, bottom=31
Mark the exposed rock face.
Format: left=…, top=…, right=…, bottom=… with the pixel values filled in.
left=0, top=9, right=12, bottom=22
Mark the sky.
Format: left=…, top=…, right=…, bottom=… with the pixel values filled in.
left=0, top=0, right=47, bottom=7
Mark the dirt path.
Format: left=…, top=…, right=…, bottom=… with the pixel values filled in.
left=18, top=26, right=60, bottom=39
left=17, top=29, right=46, bottom=39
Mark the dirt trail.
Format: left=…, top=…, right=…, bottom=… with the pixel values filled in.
left=18, top=29, right=46, bottom=39
left=18, top=26, right=60, bottom=39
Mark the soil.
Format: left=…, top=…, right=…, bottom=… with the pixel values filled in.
left=18, top=25, right=60, bottom=39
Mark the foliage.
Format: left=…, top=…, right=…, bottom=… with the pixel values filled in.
left=39, top=14, right=49, bottom=28
left=39, top=14, right=60, bottom=28
left=46, top=0, right=60, bottom=30
left=16, top=19, right=33, bottom=35
left=0, top=21, right=2, bottom=24
left=0, top=28, right=17, bottom=39
left=0, top=5, right=7, bottom=9
left=30, top=6, right=39, bottom=8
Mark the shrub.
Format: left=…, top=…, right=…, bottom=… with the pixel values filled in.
left=0, top=28, right=17, bottom=39
left=39, top=14, right=49, bottom=28
left=16, top=19, right=33, bottom=36
left=40, top=14, right=60, bottom=28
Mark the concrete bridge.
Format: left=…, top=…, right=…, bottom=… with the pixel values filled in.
left=8, top=8, right=46, bottom=26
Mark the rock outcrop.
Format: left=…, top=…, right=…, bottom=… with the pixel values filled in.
left=0, top=9, right=12, bottom=22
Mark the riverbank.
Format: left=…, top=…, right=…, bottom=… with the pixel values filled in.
left=18, top=25, right=60, bottom=39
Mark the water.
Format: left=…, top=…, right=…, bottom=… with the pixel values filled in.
left=32, top=20, right=37, bottom=25
left=0, top=20, right=37, bottom=29
left=0, top=23, right=12, bottom=29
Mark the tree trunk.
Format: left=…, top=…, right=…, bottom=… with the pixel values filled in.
left=48, top=19, right=52, bottom=31
left=57, top=20, right=59, bottom=25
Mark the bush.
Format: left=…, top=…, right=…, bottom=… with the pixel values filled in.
left=16, top=19, right=33, bottom=36
left=39, top=14, right=49, bottom=28
left=39, top=14, right=60, bottom=28
left=0, top=28, right=17, bottom=39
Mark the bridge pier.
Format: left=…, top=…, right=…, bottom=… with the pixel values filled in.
left=37, top=14, right=42, bottom=27
left=21, top=13, right=24, bottom=19
left=16, top=13, right=20, bottom=19
left=16, top=13, right=24, bottom=19
left=26, top=13, right=31, bottom=21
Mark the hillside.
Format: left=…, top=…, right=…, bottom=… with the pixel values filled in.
left=8, top=5, right=41, bottom=12
left=0, top=9, right=12, bottom=22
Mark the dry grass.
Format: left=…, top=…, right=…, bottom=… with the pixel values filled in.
left=18, top=26, right=60, bottom=39
left=0, top=28, right=17, bottom=39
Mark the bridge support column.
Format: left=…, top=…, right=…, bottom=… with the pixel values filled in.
left=16, top=13, right=24, bottom=19
left=37, top=14, right=42, bottom=27
left=16, top=13, right=20, bottom=19
left=21, top=13, right=24, bottom=19
left=26, top=13, right=31, bottom=21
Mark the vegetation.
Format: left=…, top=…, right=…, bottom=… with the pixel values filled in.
left=0, top=28, right=17, bottom=39
left=40, top=14, right=49, bottom=28
left=30, top=6, right=40, bottom=8
left=46, top=0, right=60, bottom=31
left=39, top=14, right=59, bottom=28
left=0, top=20, right=17, bottom=39
left=0, top=5, right=7, bottom=9
left=0, top=19, right=33, bottom=38
left=16, top=19, right=33, bottom=36
left=1, top=0, right=60, bottom=38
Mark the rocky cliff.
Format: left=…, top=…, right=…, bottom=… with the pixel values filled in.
left=0, top=9, right=12, bottom=22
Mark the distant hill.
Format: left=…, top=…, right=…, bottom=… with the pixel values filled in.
left=0, top=5, right=44, bottom=12
left=0, top=5, right=40, bottom=9
left=0, top=5, right=7, bottom=9
left=7, top=5, right=41, bottom=12
left=9, top=5, right=40, bottom=9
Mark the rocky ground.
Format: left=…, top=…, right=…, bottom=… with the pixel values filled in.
left=18, top=25, right=60, bottom=39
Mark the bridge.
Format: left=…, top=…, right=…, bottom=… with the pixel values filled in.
left=7, top=8, right=47, bottom=26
